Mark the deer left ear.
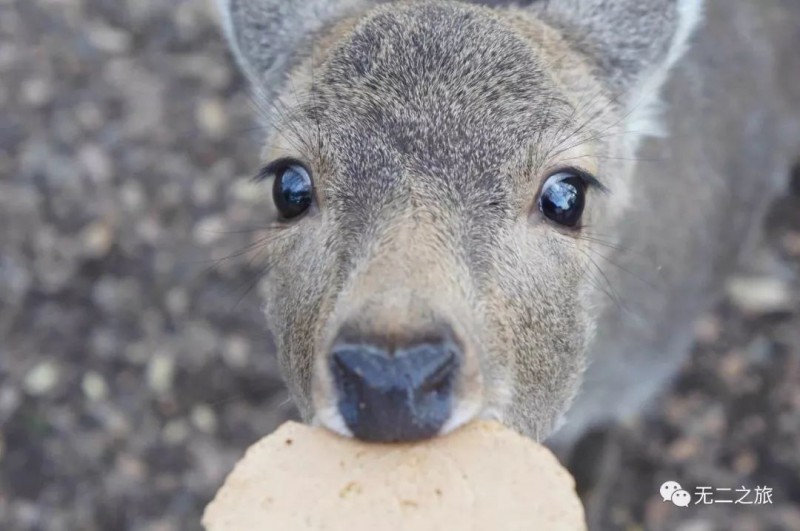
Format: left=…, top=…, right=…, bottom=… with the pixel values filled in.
left=535, top=0, right=704, bottom=143
left=536, top=0, right=704, bottom=93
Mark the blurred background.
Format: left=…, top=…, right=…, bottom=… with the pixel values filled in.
left=0, top=1, right=798, bottom=530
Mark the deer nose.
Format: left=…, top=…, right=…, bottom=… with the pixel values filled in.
left=330, top=327, right=461, bottom=442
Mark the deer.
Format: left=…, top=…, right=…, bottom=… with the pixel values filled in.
left=212, top=0, right=800, bottom=453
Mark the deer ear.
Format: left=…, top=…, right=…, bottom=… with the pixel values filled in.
left=537, top=0, right=704, bottom=92
left=536, top=0, right=704, bottom=137
left=213, top=0, right=364, bottom=101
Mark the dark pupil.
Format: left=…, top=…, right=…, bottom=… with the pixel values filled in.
left=273, top=166, right=312, bottom=219
left=541, top=175, right=584, bottom=227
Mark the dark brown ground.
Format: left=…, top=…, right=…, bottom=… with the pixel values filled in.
left=0, top=1, right=798, bottom=530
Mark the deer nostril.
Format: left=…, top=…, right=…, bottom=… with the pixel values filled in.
left=419, top=347, right=457, bottom=396
left=329, top=328, right=461, bottom=442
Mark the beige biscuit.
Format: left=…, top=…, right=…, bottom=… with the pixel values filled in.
left=204, top=421, right=586, bottom=531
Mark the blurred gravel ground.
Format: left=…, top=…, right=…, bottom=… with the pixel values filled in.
left=0, top=1, right=297, bottom=529
left=0, top=1, right=798, bottom=530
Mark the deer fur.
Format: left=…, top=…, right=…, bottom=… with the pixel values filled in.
left=213, top=0, right=800, bottom=449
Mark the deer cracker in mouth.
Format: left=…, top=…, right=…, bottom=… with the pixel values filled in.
left=213, top=0, right=800, bottom=447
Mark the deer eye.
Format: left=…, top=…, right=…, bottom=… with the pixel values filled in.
left=259, top=159, right=314, bottom=220
left=538, top=170, right=586, bottom=227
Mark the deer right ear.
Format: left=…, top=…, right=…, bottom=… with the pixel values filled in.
left=213, top=0, right=365, bottom=103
